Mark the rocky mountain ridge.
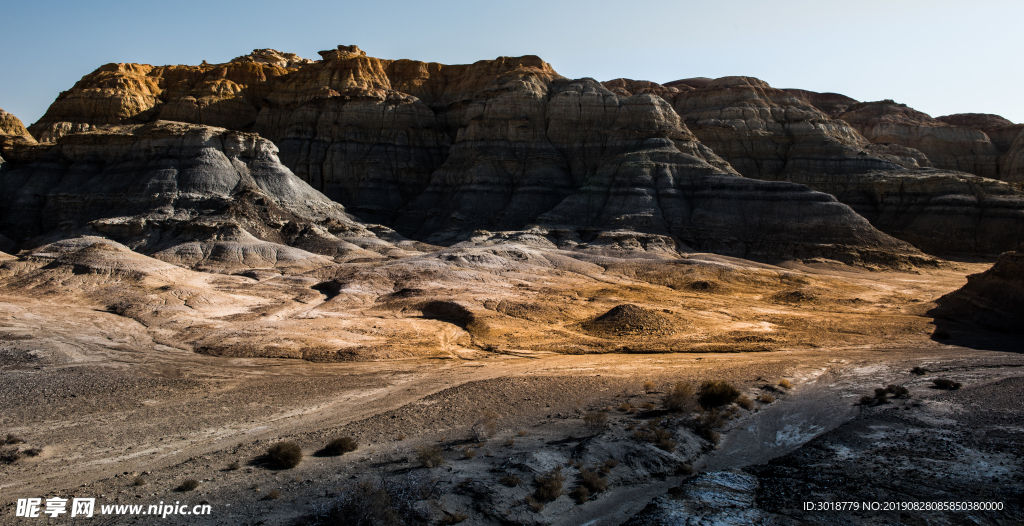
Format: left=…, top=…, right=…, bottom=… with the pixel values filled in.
left=5, top=46, right=1024, bottom=259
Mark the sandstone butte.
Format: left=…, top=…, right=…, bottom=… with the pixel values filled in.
left=3, top=45, right=1024, bottom=262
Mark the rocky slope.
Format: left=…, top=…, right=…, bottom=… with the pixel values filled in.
left=0, top=121, right=402, bottom=270
left=933, top=248, right=1024, bottom=332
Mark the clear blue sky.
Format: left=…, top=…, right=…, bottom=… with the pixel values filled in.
left=3, top=0, right=1022, bottom=126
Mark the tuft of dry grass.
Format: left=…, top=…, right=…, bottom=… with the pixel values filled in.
left=698, top=381, right=740, bottom=408
left=265, top=442, right=302, bottom=469
left=500, top=474, right=521, bottom=487
left=176, top=479, right=200, bottom=492
left=416, top=445, right=445, bottom=468
left=462, top=447, right=477, bottom=459
left=264, top=489, right=282, bottom=500
left=533, top=467, right=565, bottom=502
left=663, top=382, right=697, bottom=413
left=756, top=393, right=775, bottom=404
left=322, top=437, right=358, bottom=456
left=227, top=461, right=240, bottom=471
left=736, top=395, right=754, bottom=410
left=778, top=379, right=793, bottom=390
left=643, top=381, right=657, bottom=393
left=132, top=476, right=147, bottom=487
left=583, top=411, right=609, bottom=428
left=619, top=402, right=635, bottom=413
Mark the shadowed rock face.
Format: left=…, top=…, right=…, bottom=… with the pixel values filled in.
left=0, top=121, right=395, bottom=269
left=780, top=169, right=1024, bottom=255
left=933, top=249, right=1024, bottom=332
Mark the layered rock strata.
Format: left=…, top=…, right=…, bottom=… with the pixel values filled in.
left=838, top=100, right=1002, bottom=178
left=0, top=121, right=397, bottom=269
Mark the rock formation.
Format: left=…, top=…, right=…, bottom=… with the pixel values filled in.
left=18, top=46, right=1024, bottom=259
left=0, top=108, right=37, bottom=163
left=933, top=248, right=1024, bottom=332
left=838, top=100, right=1002, bottom=179
left=0, top=121, right=398, bottom=270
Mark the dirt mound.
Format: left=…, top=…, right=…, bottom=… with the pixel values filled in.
left=491, top=300, right=567, bottom=324
left=770, top=290, right=818, bottom=303
left=581, top=304, right=677, bottom=337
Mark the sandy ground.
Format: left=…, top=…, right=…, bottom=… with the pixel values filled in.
left=0, top=248, right=1019, bottom=525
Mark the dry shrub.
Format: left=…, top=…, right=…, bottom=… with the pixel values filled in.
left=570, top=486, right=590, bottom=503
left=310, top=473, right=435, bottom=526
left=525, top=495, right=544, bottom=512
left=416, top=445, right=445, bottom=468
left=517, top=430, right=528, bottom=437
left=933, top=378, right=962, bottom=390
left=579, top=468, right=608, bottom=493
left=911, top=366, right=929, bottom=375
left=227, top=461, right=240, bottom=471
left=500, top=474, right=521, bottom=487
left=323, top=437, right=359, bottom=456
left=643, top=381, right=657, bottom=393
left=601, top=459, right=619, bottom=474
left=533, top=467, right=565, bottom=502
left=440, top=511, right=468, bottom=525
left=472, top=410, right=499, bottom=442
left=4, top=435, right=24, bottom=445
left=663, top=382, right=697, bottom=413
left=698, top=381, right=740, bottom=408
left=859, top=395, right=876, bottom=406
left=736, top=395, right=754, bottom=410
left=583, top=411, right=609, bottom=428
left=264, top=489, right=282, bottom=500
left=619, top=402, right=635, bottom=413
left=641, top=402, right=656, bottom=411
left=462, top=447, right=477, bottom=459
left=176, top=479, right=200, bottom=492
left=0, top=449, right=23, bottom=464
left=778, top=379, right=793, bottom=389
left=266, top=442, right=302, bottom=469
left=756, top=393, right=775, bottom=404
left=23, top=448, right=42, bottom=457
left=132, top=476, right=147, bottom=486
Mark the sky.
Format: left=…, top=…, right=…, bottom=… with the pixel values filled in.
left=3, top=0, right=1023, bottom=126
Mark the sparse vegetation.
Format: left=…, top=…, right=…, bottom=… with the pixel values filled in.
left=500, top=474, right=521, bottom=487
left=634, top=423, right=677, bottom=452
left=583, top=411, right=609, bottom=428
left=600, top=459, right=619, bottom=474
left=264, top=489, right=282, bottom=500
left=440, top=511, right=468, bottom=525
left=757, top=393, right=775, bottom=404
left=619, top=402, right=635, bottom=413
left=579, top=467, right=608, bottom=493
left=891, top=385, right=909, bottom=397
left=265, top=441, right=303, bottom=469
left=462, top=447, right=477, bottom=459
left=778, top=379, right=794, bottom=390
left=697, top=381, right=740, bottom=408
left=643, top=381, right=657, bottom=393
left=472, top=410, right=499, bottom=441
left=641, top=402, right=656, bottom=411
left=132, top=476, right=147, bottom=486
left=933, top=378, right=962, bottom=390
left=736, top=395, right=754, bottom=410
left=397, top=434, right=406, bottom=441
left=0, top=449, right=23, bottom=464
left=517, top=430, right=528, bottom=437
left=416, top=445, right=445, bottom=468
left=859, top=395, right=876, bottom=406
left=533, top=467, right=565, bottom=502
left=176, top=479, right=200, bottom=492
left=874, top=388, right=889, bottom=404
left=22, top=448, right=41, bottom=457
left=664, top=381, right=697, bottom=412
left=676, top=463, right=695, bottom=476
left=322, top=437, right=358, bottom=456
left=310, top=473, right=435, bottom=525
left=227, top=461, right=240, bottom=471
left=4, top=435, right=25, bottom=445
left=911, top=366, right=929, bottom=375
left=503, top=438, right=516, bottom=447
left=525, top=495, right=544, bottom=512
left=570, top=486, right=590, bottom=503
